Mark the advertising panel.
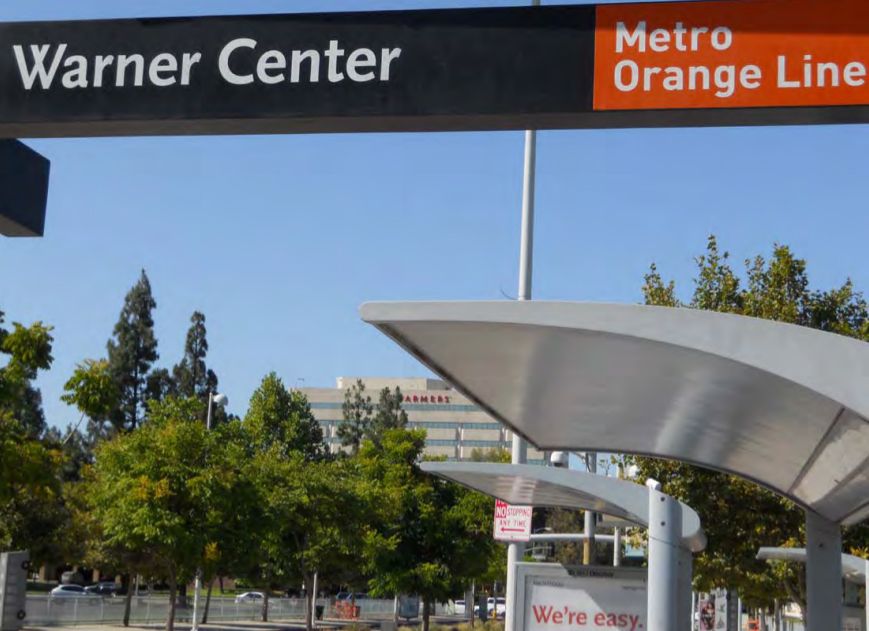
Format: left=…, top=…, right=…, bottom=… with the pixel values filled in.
left=697, top=589, right=738, bottom=631
left=519, top=564, right=646, bottom=631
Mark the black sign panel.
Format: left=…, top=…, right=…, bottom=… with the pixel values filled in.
left=0, top=140, right=49, bottom=236
left=0, top=3, right=868, bottom=138
left=0, top=7, right=595, bottom=137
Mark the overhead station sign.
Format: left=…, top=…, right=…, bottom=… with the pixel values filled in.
left=0, top=0, right=867, bottom=137
left=594, top=0, right=869, bottom=111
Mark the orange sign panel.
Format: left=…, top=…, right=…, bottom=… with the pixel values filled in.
left=594, top=0, right=869, bottom=111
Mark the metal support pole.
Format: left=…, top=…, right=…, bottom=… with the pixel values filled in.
left=737, top=597, right=742, bottom=630
left=583, top=453, right=597, bottom=564
left=192, top=571, right=202, bottom=631
left=206, top=392, right=214, bottom=430
left=691, top=592, right=697, bottom=631
left=805, top=510, right=842, bottom=631
left=506, top=4, right=538, bottom=628
left=193, top=393, right=216, bottom=631
left=646, top=479, right=680, bottom=631
left=865, top=559, right=868, bottom=631
left=613, top=527, right=621, bottom=566
left=311, top=572, right=318, bottom=626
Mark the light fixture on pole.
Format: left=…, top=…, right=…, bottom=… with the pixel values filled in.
left=206, top=392, right=228, bottom=431
left=193, top=391, right=229, bottom=631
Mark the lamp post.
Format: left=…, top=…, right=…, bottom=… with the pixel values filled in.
left=206, top=392, right=228, bottom=431
left=192, top=392, right=228, bottom=631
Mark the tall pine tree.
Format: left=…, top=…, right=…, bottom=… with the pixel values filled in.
left=367, top=386, right=408, bottom=447
left=106, top=270, right=159, bottom=432
left=337, top=379, right=372, bottom=455
left=173, top=312, right=218, bottom=399
left=172, top=311, right=222, bottom=423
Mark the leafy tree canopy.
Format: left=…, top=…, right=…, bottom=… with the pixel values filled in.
left=243, top=372, right=325, bottom=461
left=634, top=235, right=869, bottom=608
left=359, top=428, right=497, bottom=631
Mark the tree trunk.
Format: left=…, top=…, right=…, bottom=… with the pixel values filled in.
left=219, top=576, right=224, bottom=594
left=178, top=583, right=188, bottom=609
left=421, top=598, right=430, bottom=631
left=122, top=574, right=134, bottom=627
left=202, top=578, right=214, bottom=625
left=167, top=570, right=178, bottom=631
left=261, top=590, right=269, bottom=622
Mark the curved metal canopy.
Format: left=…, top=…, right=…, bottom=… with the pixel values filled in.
left=422, top=461, right=706, bottom=552
left=361, top=301, right=869, bottom=526
left=757, top=547, right=866, bottom=584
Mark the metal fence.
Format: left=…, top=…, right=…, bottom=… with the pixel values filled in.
left=23, top=595, right=455, bottom=627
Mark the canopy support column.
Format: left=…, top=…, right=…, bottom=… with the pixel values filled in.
left=647, top=480, right=680, bottom=631
left=805, top=510, right=842, bottom=631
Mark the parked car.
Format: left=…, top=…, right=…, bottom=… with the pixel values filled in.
left=491, top=597, right=506, bottom=618
left=50, top=585, right=100, bottom=600
left=473, top=597, right=505, bottom=619
left=84, top=582, right=118, bottom=597
left=453, top=599, right=466, bottom=615
left=235, top=591, right=265, bottom=604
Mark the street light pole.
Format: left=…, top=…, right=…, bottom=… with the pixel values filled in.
left=192, top=391, right=228, bottom=631
left=506, top=4, right=539, bottom=629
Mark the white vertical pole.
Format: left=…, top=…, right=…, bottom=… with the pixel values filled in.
left=584, top=454, right=597, bottom=563
left=192, top=572, right=201, bottom=631
left=646, top=479, right=679, bottom=631
left=691, top=592, right=697, bottom=631
left=613, top=527, right=621, bottom=567
left=312, top=572, right=319, bottom=625
left=805, top=510, right=842, bottom=631
left=505, top=4, right=539, bottom=631
left=737, top=597, right=742, bottom=631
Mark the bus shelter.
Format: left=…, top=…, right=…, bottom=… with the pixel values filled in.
left=422, top=461, right=705, bottom=631
left=757, top=547, right=868, bottom=631
left=361, top=300, right=869, bottom=631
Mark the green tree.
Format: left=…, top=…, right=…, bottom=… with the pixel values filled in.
left=634, top=235, right=869, bottom=611
left=0, top=415, right=65, bottom=561
left=338, top=379, right=373, bottom=454
left=0, top=309, right=53, bottom=437
left=172, top=311, right=223, bottom=423
left=241, top=375, right=349, bottom=625
left=198, top=420, right=265, bottom=624
left=0, top=307, right=69, bottom=564
left=173, top=312, right=217, bottom=397
left=468, top=447, right=511, bottom=463
left=87, top=396, right=239, bottom=631
left=106, top=270, right=159, bottom=432
left=359, top=429, right=497, bottom=631
left=62, top=358, right=120, bottom=445
left=246, top=452, right=361, bottom=629
left=245, top=373, right=325, bottom=461
left=368, top=386, right=408, bottom=447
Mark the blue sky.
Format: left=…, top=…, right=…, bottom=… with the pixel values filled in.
left=2, top=0, right=867, bottom=429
